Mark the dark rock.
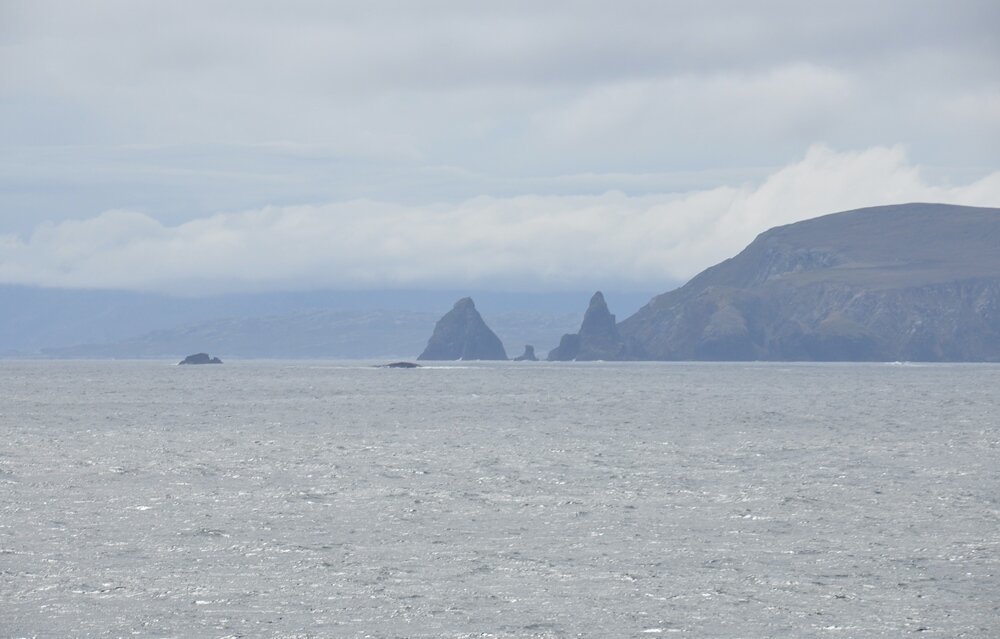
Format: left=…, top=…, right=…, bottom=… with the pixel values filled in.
left=178, top=352, right=222, bottom=365
left=379, top=361, right=421, bottom=368
left=547, top=333, right=580, bottom=362
left=417, top=298, right=508, bottom=361
left=513, top=345, right=538, bottom=361
left=618, top=203, right=1000, bottom=361
left=548, top=292, right=626, bottom=361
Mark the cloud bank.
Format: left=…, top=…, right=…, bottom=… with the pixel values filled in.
left=2, top=146, right=997, bottom=294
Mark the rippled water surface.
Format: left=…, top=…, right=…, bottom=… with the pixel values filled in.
left=1, top=360, right=999, bottom=637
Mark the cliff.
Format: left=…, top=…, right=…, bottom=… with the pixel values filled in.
left=618, top=203, right=1000, bottom=361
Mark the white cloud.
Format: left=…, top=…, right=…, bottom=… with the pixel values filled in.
left=1, top=146, right=997, bottom=294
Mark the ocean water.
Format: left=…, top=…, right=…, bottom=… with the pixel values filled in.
left=1, top=360, right=998, bottom=638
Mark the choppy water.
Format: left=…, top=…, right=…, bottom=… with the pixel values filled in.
left=1, top=360, right=998, bottom=638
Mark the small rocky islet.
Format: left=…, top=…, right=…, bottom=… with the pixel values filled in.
left=178, top=352, right=223, bottom=365
left=377, top=361, right=421, bottom=368
left=513, top=345, right=538, bottom=361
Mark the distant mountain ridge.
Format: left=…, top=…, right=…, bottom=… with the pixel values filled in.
left=618, top=203, right=1000, bottom=361
left=42, top=308, right=582, bottom=360
left=3, top=287, right=659, bottom=358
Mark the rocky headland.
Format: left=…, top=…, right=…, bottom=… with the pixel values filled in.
left=618, top=203, right=1000, bottom=361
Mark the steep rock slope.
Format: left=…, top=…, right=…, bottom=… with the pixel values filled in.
left=418, top=298, right=508, bottom=360
left=548, top=292, right=626, bottom=361
left=618, top=203, right=1000, bottom=361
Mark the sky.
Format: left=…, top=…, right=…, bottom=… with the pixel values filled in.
left=1, top=0, right=999, bottom=294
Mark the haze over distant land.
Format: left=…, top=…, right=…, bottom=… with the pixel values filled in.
left=1, top=289, right=655, bottom=359
left=17, top=203, right=998, bottom=362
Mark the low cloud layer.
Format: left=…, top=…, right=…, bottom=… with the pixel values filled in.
left=2, top=146, right=997, bottom=294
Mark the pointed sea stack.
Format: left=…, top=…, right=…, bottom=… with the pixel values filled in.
left=547, top=292, right=626, bottom=361
left=513, top=345, right=538, bottom=361
left=417, top=297, right=508, bottom=361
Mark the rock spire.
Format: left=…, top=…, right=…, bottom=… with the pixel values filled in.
left=547, top=292, right=626, bottom=361
left=417, top=297, right=508, bottom=361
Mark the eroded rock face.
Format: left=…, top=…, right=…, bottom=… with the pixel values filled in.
left=417, top=298, right=508, bottom=361
left=179, top=352, right=222, bottom=365
left=547, top=292, right=626, bottom=361
left=617, top=203, right=1000, bottom=361
left=513, top=345, right=538, bottom=361
left=547, top=334, right=580, bottom=361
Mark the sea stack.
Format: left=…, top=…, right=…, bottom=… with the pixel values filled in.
left=547, top=292, right=626, bottom=361
left=417, top=297, right=508, bottom=361
left=513, top=345, right=538, bottom=361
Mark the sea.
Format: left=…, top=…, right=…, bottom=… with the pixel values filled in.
left=1, top=360, right=998, bottom=638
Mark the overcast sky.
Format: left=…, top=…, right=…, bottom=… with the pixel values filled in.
left=2, top=1, right=998, bottom=294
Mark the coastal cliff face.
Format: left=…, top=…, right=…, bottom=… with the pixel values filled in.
left=618, top=203, right=1000, bottom=361
left=417, top=297, right=508, bottom=360
left=548, top=292, right=626, bottom=361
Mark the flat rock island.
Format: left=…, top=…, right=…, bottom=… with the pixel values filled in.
left=378, top=361, right=421, bottom=368
left=178, top=352, right=223, bottom=365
